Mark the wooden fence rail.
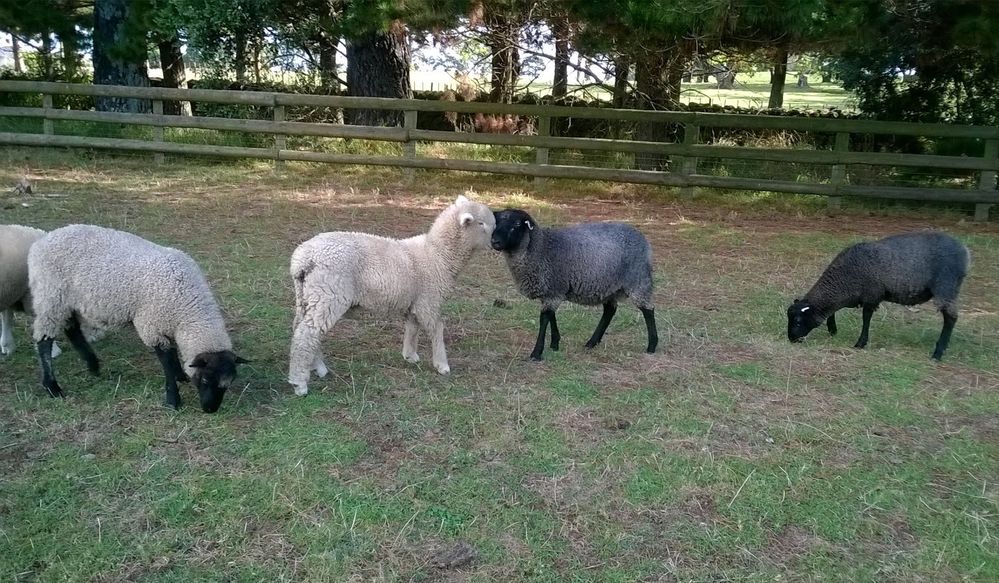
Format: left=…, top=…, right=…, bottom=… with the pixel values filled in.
left=1, top=81, right=997, bottom=219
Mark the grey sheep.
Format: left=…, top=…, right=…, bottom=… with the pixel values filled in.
left=490, top=208, right=658, bottom=360
left=787, top=231, right=970, bottom=360
left=28, top=225, right=247, bottom=412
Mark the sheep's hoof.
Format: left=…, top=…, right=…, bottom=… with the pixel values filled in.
left=314, top=360, right=330, bottom=377
left=931, top=352, right=944, bottom=361
left=164, top=397, right=182, bottom=410
left=434, top=363, right=451, bottom=375
left=291, top=383, right=309, bottom=396
left=403, top=352, right=420, bottom=364
left=44, top=383, right=64, bottom=398
left=853, top=342, right=867, bottom=349
left=583, top=342, right=598, bottom=350
left=529, top=353, right=544, bottom=362
left=86, top=360, right=101, bottom=376
left=0, top=343, right=11, bottom=356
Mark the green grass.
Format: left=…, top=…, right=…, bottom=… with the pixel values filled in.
left=0, top=149, right=997, bottom=581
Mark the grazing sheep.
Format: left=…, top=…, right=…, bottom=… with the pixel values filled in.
left=0, top=225, right=60, bottom=358
left=787, top=231, right=970, bottom=360
left=490, top=208, right=658, bottom=361
left=288, top=194, right=496, bottom=396
left=28, top=224, right=247, bottom=412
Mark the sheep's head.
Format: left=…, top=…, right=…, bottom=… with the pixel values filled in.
left=451, top=194, right=496, bottom=251
left=786, top=299, right=822, bottom=342
left=491, top=208, right=535, bottom=252
left=189, top=350, right=249, bottom=413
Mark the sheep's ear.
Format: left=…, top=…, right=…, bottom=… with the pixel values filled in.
left=190, top=355, right=208, bottom=368
left=234, top=355, right=251, bottom=364
left=459, top=212, right=475, bottom=227
left=455, top=194, right=469, bottom=205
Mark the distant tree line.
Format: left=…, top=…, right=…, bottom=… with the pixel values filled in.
left=2, top=0, right=999, bottom=129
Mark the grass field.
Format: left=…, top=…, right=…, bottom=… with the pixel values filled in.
left=0, top=150, right=996, bottom=582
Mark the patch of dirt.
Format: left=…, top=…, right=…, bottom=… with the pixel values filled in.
left=431, top=540, right=478, bottom=569
left=762, top=525, right=826, bottom=565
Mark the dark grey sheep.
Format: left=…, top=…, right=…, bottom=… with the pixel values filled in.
left=491, top=208, right=658, bottom=360
left=787, top=231, right=970, bottom=360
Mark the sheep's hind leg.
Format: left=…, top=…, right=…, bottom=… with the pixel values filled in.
left=932, top=305, right=958, bottom=361
left=640, top=307, right=658, bottom=354
left=0, top=309, right=13, bottom=355
left=36, top=336, right=64, bottom=398
left=402, top=313, right=421, bottom=363
left=584, top=301, right=617, bottom=349
left=854, top=304, right=877, bottom=349
left=65, top=315, right=100, bottom=376
left=155, top=344, right=184, bottom=410
left=288, top=299, right=348, bottom=396
left=549, top=311, right=561, bottom=351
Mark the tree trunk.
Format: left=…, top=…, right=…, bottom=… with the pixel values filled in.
left=158, top=36, right=190, bottom=115
left=59, top=29, right=80, bottom=80
left=612, top=55, right=630, bottom=108
left=346, top=26, right=411, bottom=126
left=634, top=50, right=684, bottom=171
left=234, top=30, right=247, bottom=83
left=768, top=44, right=789, bottom=109
left=551, top=15, right=570, bottom=100
left=40, top=34, right=54, bottom=79
left=487, top=12, right=520, bottom=103
left=93, top=0, right=150, bottom=113
left=11, top=33, right=21, bottom=73
left=318, top=35, right=339, bottom=92
left=252, top=37, right=261, bottom=84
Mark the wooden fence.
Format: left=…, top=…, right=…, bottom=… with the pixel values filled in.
left=1, top=81, right=998, bottom=220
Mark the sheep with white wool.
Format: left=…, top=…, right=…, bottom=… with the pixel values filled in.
left=288, top=194, right=496, bottom=396
left=1, top=225, right=60, bottom=358
left=29, top=224, right=247, bottom=412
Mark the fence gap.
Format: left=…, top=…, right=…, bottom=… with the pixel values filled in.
left=273, top=104, right=286, bottom=170
left=152, top=100, right=164, bottom=165
left=828, top=131, right=849, bottom=209
left=534, top=115, right=551, bottom=187
left=679, top=123, right=699, bottom=197
left=975, top=139, right=998, bottom=221
left=403, top=110, right=418, bottom=184
left=42, top=94, right=53, bottom=136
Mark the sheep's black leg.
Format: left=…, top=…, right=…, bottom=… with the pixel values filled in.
left=36, top=337, right=64, bottom=398
left=641, top=307, right=659, bottom=354
left=585, top=302, right=617, bottom=349
left=931, top=311, right=957, bottom=361
left=530, top=309, right=554, bottom=361
left=549, top=312, right=561, bottom=351
left=854, top=304, right=876, bottom=349
left=155, top=345, right=183, bottom=410
left=65, top=316, right=100, bottom=376
left=827, top=312, right=838, bottom=336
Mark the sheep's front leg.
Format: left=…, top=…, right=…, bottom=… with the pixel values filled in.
left=402, top=313, right=421, bottom=363
left=416, top=310, right=449, bottom=374
left=854, top=304, right=877, bottom=349
left=0, top=309, right=13, bottom=355
left=530, top=309, right=556, bottom=361
left=155, top=344, right=184, bottom=410
left=826, top=312, right=838, bottom=335
left=36, top=336, right=64, bottom=398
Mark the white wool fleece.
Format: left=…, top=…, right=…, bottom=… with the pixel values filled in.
left=288, top=194, right=496, bottom=395
left=1, top=225, right=55, bottom=356
left=28, top=225, right=232, bottom=370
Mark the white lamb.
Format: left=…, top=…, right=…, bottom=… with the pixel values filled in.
left=28, top=224, right=247, bottom=413
left=288, top=194, right=496, bottom=396
left=0, top=224, right=60, bottom=357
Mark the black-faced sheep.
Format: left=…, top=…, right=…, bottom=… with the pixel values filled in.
left=787, top=231, right=970, bottom=360
left=288, top=194, right=496, bottom=396
left=490, top=208, right=658, bottom=360
left=28, top=224, right=247, bottom=412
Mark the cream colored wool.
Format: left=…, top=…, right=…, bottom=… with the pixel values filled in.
left=28, top=225, right=232, bottom=372
left=0, top=225, right=60, bottom=357
left=288, top=195, right=496, bottom=395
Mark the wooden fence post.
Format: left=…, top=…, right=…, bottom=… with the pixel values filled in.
left=152, top=100, right=164, bottom=165
left=403, top=110, right=418, bottom=184
left=42, top=94, right=53, bottom=136
left=534, top=115, right=551, bottom=187
left=828, top=132, right=849, bottom=209
left=679, top=123, right=699, bottom=197
left=975, top=139, right=998, bottom=221
left=273, top=104, right=286, bottom=170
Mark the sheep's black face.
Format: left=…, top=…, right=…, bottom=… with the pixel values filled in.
left=786, top=300, right=821, bottom=342
left=491, top=209, right=535, bottom=252
left=189, top=350, right=248, bottom=413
